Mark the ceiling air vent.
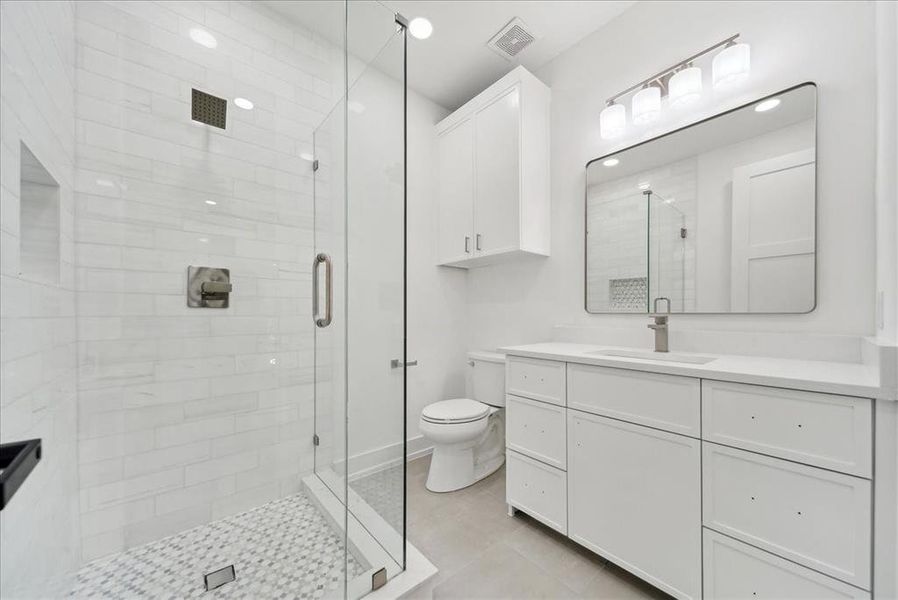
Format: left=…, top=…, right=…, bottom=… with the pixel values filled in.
left=487, top=18, right=537, bottom=61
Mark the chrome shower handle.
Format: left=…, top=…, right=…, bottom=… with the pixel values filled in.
left=313, top=252, right=333, bottom=328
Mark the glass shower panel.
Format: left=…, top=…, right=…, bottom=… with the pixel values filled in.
left=311, top=1, right=407, bottom=597
left=345, top=22, right=406, bottom=578
left=648, top=191, right=688, bottom=312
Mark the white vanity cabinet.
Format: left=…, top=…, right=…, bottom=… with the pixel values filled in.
left=503, top=352, right=877, bottom=600
left=435, top=66, right=550, bottom=268
left=568, top=410, right=702, bottom=600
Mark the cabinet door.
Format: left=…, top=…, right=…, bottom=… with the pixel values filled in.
left=474, top=86, right=520, bottom=255
left=568, top=410, right=701, bottom=600
left=437, top=119, right=474, bottom=264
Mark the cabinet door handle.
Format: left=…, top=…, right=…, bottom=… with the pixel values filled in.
left=476, top=233, right=482, bottom=251
left=464, top=236, right=471, bottom=253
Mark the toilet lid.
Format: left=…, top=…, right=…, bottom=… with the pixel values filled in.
left=422, top=398, right=490, bottom=424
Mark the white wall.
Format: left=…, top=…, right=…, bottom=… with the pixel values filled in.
left=72, top=0, right=335, bottom=561
left=465, top=1, right=878, bottom=352
left=0, top=1, right=81, bottom=597
left=875, top=0, right=898, bottom=346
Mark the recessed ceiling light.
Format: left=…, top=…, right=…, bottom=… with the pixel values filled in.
left=755, top=98, right=781, bottom=112
left=603, top=158, right=620, bottom=167
left=408, top=17, right=433, bottom=40
left=205, top=200, right=217, bottom=205
left=234, top=97, right=253, bottom=110
left=189, top=28, right=217, bottom=49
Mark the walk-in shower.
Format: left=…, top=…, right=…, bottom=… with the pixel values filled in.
left=0, top=1, right=407, bottom=598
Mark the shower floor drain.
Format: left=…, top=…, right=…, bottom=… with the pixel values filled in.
left=204, top=565, right=236, bottom=591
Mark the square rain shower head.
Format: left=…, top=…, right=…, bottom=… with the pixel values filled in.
left=192, top=88, right=227, bottom=129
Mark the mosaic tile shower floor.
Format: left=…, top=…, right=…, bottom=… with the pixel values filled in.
left=350, top=464, right=403, bottom=534
left=69, top=492, right=365, bottom=599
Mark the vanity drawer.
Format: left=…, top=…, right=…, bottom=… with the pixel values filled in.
left=506, top=395, right=566, bottom=469
left=506, top=357, right=566, bottom=406
left=703, top=443, right=871, bottom=588
left=567, top=363, right=700, bottom=436
left=703, top=529, right=870, bottom=599
left=506, top=449, right=567, bottom=535
left=702, top=380, right=872, bottom=477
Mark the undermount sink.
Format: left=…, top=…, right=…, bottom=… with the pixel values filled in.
left=587, top=349, right=717, bottom=365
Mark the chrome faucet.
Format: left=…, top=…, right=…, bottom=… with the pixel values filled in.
left=648, top=297, right=671, bottom=353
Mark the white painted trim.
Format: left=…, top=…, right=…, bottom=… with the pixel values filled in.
left=331, top=436, right=433, bottom=481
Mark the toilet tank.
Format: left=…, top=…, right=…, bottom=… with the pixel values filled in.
left=467, top=351, right=506, bottom=408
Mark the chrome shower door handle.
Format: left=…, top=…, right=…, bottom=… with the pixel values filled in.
left=313, top=252, right=333, bottom=328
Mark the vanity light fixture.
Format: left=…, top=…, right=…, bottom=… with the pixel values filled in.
left=233, top=97, right=254, bottom=110
left=754, top=98, right=781, bottom=112
left=632, top=85, right=661, bottom=125
left=602, top=158, right=620, bottom=167
left=599, top=101, right=626, bottom=140
left=600, top=34, right=748, bottom=137
left=712, top=40, right=751, bottom=87
left=189, top=28, right=218, bottom=49
left=668, top=65, right=703, bottom=108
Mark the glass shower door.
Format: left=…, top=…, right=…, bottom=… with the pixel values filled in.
left=312, top=2, right=407, bottom=597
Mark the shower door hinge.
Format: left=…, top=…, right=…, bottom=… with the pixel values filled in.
left=395, top=13, right=408, bottom=29
left=313, top=434, right=320, bottom=446
left=312, top=159, right=319, bottom=172
left=680, top=227, right=687, bottom=239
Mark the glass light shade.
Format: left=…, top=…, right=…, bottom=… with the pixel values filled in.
left=631, top=86, right=661, bottom=125
left=713, top=42, right=750, bottom=88
left=599, top=103, right=626, bottom=140
left=669, top=66, right=703, bottom=108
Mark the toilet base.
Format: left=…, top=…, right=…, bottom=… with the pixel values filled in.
left=425, top=450, right=504, bottom=493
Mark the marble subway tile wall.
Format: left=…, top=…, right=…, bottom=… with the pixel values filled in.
left=72, top=1, right=335, bottom=560
left=0, top=1, right=81, bottom=596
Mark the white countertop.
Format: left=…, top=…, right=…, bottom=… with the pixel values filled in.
left=499, top=342, right=893, bottom=400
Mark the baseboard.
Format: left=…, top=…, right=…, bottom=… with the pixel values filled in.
left=331, top=436, right=433, bottom=482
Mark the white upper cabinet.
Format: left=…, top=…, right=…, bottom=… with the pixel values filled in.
left=436, top=66, right=550, bottom=268
left=437, top=119, right=475, bottom=263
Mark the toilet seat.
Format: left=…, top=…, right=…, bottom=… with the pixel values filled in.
left=421, top=398, right=489, bottom=424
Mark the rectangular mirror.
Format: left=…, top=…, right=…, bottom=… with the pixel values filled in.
left=586, top=83, right=817, bottom=314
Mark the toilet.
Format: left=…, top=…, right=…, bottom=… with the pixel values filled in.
left=420, top=351, right=506, bottom=493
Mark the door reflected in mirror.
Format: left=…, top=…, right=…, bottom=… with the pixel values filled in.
left=585, top=83, right=816, bottom=314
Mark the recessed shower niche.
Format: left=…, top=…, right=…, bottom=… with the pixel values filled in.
left=18, top=143, right=60, bottom=284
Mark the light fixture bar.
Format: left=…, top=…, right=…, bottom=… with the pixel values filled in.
left=606, top=34, right=740, bottom=104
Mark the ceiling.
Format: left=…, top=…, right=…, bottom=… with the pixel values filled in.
left=265, top=0, right=635, bottom=110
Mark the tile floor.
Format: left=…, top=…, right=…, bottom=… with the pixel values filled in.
left=350, top=464, right=404, bottom=534
left=69, top=492, right=363, bottom=599
left=404, top=455, right=671, bottom=600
